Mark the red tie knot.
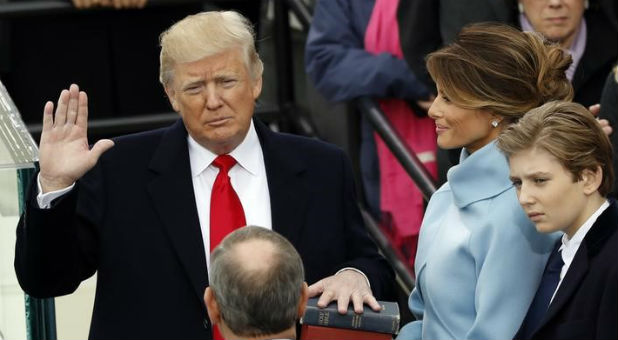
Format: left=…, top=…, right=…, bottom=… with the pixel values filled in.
left=213, top=154, right=237, bottom=173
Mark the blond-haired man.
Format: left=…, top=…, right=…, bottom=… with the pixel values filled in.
left=15, top=11, right=393, bottom=340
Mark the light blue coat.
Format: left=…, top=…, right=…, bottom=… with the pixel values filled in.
left=397, top=141, right=558, bottom=340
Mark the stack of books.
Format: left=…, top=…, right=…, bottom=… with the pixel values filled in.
left=300, top=298, right=400, bottom=340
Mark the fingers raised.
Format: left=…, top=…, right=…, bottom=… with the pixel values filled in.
left=66, top=84, right=80, bottom=125
left=54, top=89, right=70, bottom=126
left=76, top=91, right=89, bottom=129
left=42, top=101, right=54, bottom=132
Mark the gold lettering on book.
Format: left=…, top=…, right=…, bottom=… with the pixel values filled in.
left=351, top=314, right=362, bottom=328
left=318, top=311, right=329, bottom=326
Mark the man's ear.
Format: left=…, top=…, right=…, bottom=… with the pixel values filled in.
left=204, top=287, right=222, bottom=325
left=581, top=166, right=603, bottom=195
left=252, top=76, right=263, bottom=100
left=164, top=85, right=180, bottom=112
left=297, top=282, right=309, bottom=318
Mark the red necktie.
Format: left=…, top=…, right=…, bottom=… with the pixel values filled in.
left=209, top=154, right=246, bottom=340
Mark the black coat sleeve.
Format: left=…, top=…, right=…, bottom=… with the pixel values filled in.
left=14, top=167, right=102, bottom=298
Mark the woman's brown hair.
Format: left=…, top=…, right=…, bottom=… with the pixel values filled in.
left=427, top=22, right=574, bottom=123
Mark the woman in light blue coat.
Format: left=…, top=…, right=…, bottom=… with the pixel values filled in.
left=397, top=23, right=573, bottom=340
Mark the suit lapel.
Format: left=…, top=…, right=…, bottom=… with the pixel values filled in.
left=146, top=120, right=208, bottom=307
left=254, top=119, right=308, bottom=246
left=535, top=201, right=618, bottom=334
left=539, top=244, right=589, bottom=329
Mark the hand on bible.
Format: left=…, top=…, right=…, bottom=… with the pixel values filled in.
left=38, top=84, right=114, bottom=193
left=307, top=270, right=381, bottom=314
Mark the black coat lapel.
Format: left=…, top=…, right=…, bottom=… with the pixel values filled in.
left=254, top=119, right=308, bottom=246
left=539, top=244, right=589, bottom=329
left=146, top=120, right=208, bottom=306
left=537, top=201, right=618, bottom=333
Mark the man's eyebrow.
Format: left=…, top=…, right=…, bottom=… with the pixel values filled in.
left=181, top=79, right=204, bottom=88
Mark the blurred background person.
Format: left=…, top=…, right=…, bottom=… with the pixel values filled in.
left=516, top=0, right=617, bottom=107
left=498, top=101, right=617, bottom=340
left=305, top=0, right=437, bottom=270
left=400, top=0, right=617, bottom=107
left=205, top=226, right=308, bottom=340
left=397, top=23, right=570, bottom=340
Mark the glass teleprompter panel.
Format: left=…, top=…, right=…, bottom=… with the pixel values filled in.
left=0, top=80, right=38, bottom=169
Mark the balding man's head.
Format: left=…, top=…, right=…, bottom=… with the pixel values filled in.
left=205, top=226, right=307, bottom=339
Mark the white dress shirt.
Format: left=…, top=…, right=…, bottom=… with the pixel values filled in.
left=551, top=199, right=609, bottom=303
left=188, top=120, right=271, bottom=267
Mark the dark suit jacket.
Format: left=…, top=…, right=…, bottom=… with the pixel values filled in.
left=515, top=200, right=618, bottom=340
left=14, top=118, right=394, bottom=340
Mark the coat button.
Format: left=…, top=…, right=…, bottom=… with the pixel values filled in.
left=203, top=318, right=209, bottom=329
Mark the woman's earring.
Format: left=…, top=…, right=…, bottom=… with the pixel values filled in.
left=491, top=120, right=499, bottom=128
left=584, top=0, right=589, bottom=9
left=517, top=2, right=524, bottom=14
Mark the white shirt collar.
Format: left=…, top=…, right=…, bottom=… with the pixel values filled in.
left=187, top=120, right=261, bottom=177
left=559, top=200, right=609, bottom=261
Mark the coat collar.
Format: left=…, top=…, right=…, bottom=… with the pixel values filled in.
left=447, top=141, right=513, bottom=208
left=253, top=118, right=308, bottom=246
left=536, top=199, right=618, bottom=333
left=146, top=119, right=209, bottom=308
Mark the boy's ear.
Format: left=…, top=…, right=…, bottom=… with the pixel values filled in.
left=581, top=166, right=603, bottom=195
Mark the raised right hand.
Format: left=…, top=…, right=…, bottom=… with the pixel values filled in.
left=39, top=84, right=114, bottom=193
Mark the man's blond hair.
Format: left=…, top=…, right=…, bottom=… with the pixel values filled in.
left=159, top=11, right=264, bottom=86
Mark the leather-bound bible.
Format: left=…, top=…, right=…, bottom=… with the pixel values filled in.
left=300, top=298, right=399, bottom=339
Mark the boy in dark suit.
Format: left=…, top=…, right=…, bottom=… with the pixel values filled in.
left=498, top=100, right=618, bottom=340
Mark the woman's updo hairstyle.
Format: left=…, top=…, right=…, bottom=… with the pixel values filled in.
left=426, top=22, right=573, bottom=123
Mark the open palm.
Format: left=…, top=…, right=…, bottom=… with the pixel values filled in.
left=38, top=84, right=114, bottom=193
